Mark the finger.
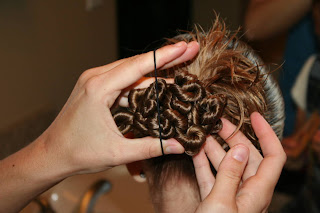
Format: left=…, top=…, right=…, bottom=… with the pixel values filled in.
left=251, top=112, right=287, bottom=188
left=118, top=137, right=185, bottom=164
left=208, top=144, right=249, bottom=204
left=118, top=78, right=174, bottom=107
left=118, top=97, right=129, bottom=108
left=193, top=147, right=215, bottom=200
left=78, top=58, right=129, bottom=86
left=219, top=118, right=263, bottom=180
left=94, top=58, right=129, bottom=74
left=204, top=136, right=226, bottom=171
left=160, top=41, right=199, bottom=70
left=87, top=41, right=199, bottom=78
left=104, top=41, right=199, bottom=92
left=122, top=77, right=174, bottom=98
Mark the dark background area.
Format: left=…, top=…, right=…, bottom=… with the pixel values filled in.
left=117, top=0, right=192, bottom=58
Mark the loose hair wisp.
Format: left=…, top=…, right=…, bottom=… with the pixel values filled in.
left=113, top=18, right=285, bottom=159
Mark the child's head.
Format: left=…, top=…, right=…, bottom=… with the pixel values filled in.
left=114, top=19, right=285, bottom=213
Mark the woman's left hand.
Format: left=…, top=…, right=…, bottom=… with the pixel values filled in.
left=0, top=41, right=200, bottom=213
left=42, top=41, right=200, bottom=175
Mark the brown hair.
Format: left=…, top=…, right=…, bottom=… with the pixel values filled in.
left=113, top=19, right=284, bottom=203
left=114, top=71, right=226, bottom=155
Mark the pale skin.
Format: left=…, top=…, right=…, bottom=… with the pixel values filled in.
left=244, top=0, right=313, bottom=40
left=0, top=41, right=286, bottom=213
left=131, top=112, right=286, bottom=213
left=0, top=41, right=199, bottom=213
left=193, top=112, right=287, bottom=213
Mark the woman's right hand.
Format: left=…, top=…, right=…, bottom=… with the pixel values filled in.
left=193, top=112, right=287, bottom=213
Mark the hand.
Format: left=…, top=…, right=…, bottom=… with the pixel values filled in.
left=0, top=41, right=200, bottom=213
left=39, top=41, right=200, bottom=175
left=193, top=112, right=287, bottom=213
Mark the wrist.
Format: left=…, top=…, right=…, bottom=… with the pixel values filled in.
left=34, top=131, right=76, bottom=181
left=39, top=126, right=99, bottom=178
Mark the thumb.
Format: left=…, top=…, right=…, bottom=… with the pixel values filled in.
left=120, top=137, right=185, bottom=163
left=208, top=144, right=249, bottom=204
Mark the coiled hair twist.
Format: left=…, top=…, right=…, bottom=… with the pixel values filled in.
left=113, top=71, right=227, bottom=155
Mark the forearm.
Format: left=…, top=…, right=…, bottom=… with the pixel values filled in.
left=244, top=0, right=312, bottom=40
left=0, top=42, right=197, bottom=212
left=0, top=134, right=72, bottom=213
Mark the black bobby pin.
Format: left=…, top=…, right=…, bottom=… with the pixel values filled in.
left=154, top=50, right=165, bottom=156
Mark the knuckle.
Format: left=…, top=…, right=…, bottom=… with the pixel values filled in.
left=220, top=167, right=242, bottom=183
left=84, top=75, right=102, bottom=96
left=131, top=55, right=146, bottom=76
left=198, top=180, right=213, bottom=191
left=141, top=139, right=158, bottom=159
left=194, top=162, right=207, bottom=170
left=156, top=54, right=166, bottom=67
left=79, top=68, right=96, bottom=85
left=148, top=144, right=158, bottom=159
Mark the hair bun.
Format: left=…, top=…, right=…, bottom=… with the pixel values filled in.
left=113, top=110, right=134, bottom=134
left=176, top=125, right=206, bottom=156
left=113, top=71, right=226, bottom=156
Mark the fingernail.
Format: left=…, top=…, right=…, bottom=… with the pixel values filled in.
left=187, top=41, right=199, bottom=48
left=231, top=145, right=249, bottom=162
left=164, top=140, right=185, bottom=154
left=166, top=145, right=184, bottom=154
left=173, top=41, right=186, bottom=47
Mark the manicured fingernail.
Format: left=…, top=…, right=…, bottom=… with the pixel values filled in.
left=173, top=41, right=186, bottom=47
left=232, top=145, right=249, bottom=162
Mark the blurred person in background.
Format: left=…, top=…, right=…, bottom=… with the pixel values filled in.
left=245, top=0, right=320, bottom=212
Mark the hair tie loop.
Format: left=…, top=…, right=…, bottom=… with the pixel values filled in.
left=154, top=50, right=165, bottom=156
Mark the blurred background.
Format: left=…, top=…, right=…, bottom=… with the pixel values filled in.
left=2, top=0, right=318, bottom=212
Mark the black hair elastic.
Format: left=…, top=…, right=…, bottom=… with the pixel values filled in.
left=153, top=50, right=165, bottom=156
